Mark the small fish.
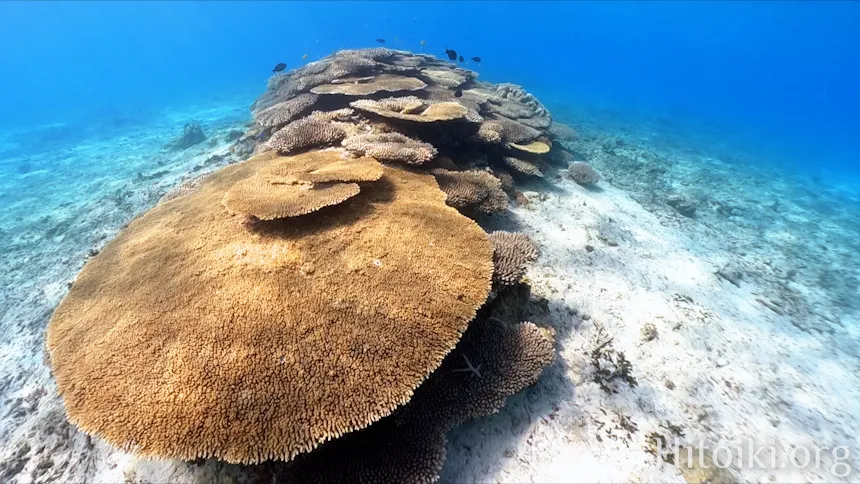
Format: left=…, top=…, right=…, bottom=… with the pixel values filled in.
left=471, top=56, right=481, bottom=63
left=445, top=47, right=457, bottom=60
left=272, top=62, right=287, bottom=73
left=302, top=53, right=308, bottom=60
left=454, top=89, right=463, bottom=98
left=458, top=55, right=464, bottom=63
left=393, top=36, right=399, bottom=41
left=420, top=40, right=426, bottom=46
left=376, top=38, right=386, bottom=44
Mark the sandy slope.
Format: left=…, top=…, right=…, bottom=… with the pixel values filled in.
left=1, top=104, right=859, bottom=483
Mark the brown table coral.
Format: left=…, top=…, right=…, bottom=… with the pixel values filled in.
left=47, top=153, right=494, bottom=464
left=47, top=47, right=565, bottom=480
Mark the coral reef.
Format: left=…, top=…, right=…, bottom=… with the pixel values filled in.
left=46, top=152, right=494, bottom=464
left=276, top=317, right=555, bottom=484
left=264, top=115, right=347, bottom=154
left=568, top=161, right=601, bottom=186
left=431, top=168, right=509, bottom=214
left=45, top=48, right=559, bottom=478
left=488, top=231, right=539, bottom=285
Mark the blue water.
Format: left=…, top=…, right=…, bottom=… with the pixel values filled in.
left=1, top=1, right=858, bottom=178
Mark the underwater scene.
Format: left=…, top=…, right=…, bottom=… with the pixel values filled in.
left=0, top=1, right=858, bottom=483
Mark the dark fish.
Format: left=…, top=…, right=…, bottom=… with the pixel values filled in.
left=376, top=38, right=386, bottom=44
left=454, top=89, right=463, bottom=98
left=458, top=55, right=464, bottom=63
left=471, top=56, right=481, bottom=62
left=445, top=47, right=457, bottom=60
left=272, top=62, right=286, bottom=73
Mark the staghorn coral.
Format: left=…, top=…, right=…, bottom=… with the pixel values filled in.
left=264, top=116, right=347, bottom=154
left=488, top=231, right=539, bottom=285
left=503, top=156, right=544, bottom=177
left=351, top=97, right=470, bottom=123
left=254, top=93, right=320, bottom=128
left=224, top=178, right=361, bottom=220
left=507, top=140, right=551, bottom=154
left=431, top=169, right=509, bottom=214
left=310, top=74, right=427, bottom=96
left=342, top=132, right=437, bottom=165
left=568, top=161, right=601, bottom=186
left=276, top=317, right=555, bottom=484
left=46, top=155, right=494, bottom=464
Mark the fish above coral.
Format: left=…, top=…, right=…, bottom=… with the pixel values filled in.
left=47, top=47, right=570, bottom=484
left=272, top=62, right=286, bottom=73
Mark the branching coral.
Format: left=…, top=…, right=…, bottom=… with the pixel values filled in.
left=487, top=231, right=539, bottom=285
left=260, top=149, right=383, bottom=184
left=549, top=121, right=578, bottom=141
left=503, top=156, right=544, bottom=177
left=264, top=116, right=347, bottom=154
left=342, top=132, right=437, bottom=165
left=568, top=161, right=601, bottom=186
left=275, top=317, right=555, bottom=484
left=431, top=169, right=508, bottom=214
left=46, top=154, right=494, bottom=464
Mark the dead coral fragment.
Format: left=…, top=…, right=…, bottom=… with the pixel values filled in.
left=46, top=156, right=494, bottom=464
left=568, top=161, right=601, bottom=186
left=277, top=317, right=555, bottom=484
left=488, top=231, right=539, bottom=285
left=310, top=74, right=427, bottom=96
left=432, top=169, right=508, bottom=214
left=254, top=93, right=320, bottom=128
left=224, top=178, right=361, bottom=220
left=342, top=132, right=437, bottom=165
left=351, top=96, right=469, bottom=123
left=503, top=156, right=544, bottom=177
left=264, top=116, right=347, bottom=154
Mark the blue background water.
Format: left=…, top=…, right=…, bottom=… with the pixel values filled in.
left=1, top=0, right=858, bottom=176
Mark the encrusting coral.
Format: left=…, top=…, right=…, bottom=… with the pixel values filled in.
left=46, top=153, right=494, bottom=464
left=275, top=317, right=555, bottom=484
left=488, top=230, right=539, bottom=285
left=47, top=47, right=566, bottom=476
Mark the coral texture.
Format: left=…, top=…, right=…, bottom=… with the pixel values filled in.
left=276, top=317, right=555, bottom=484
left=431, top=169, right=508, bottom=214
left=350, top=97, right=470, bottom=123
left=46, top=154, right=494, bottom=464
left=342, top=132, right=437, bottom=165
left=503, top=156, right=544, bottom=177
left=254, top=93, right=320, bottom=128
left=488, top=231, right=539, bottom=285
left=568, top=161, right=601, bottom=186
left=264, top=116, right=347, bottom=154
left=310, top=74, right=427, bottom=96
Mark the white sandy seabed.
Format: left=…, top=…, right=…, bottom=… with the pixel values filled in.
left=1, top=100, right=858, bottom=483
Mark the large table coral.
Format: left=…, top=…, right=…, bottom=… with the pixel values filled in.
left=46, top=47, right=564, bottom=482
left=46, top=153, right=494, bottom=464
